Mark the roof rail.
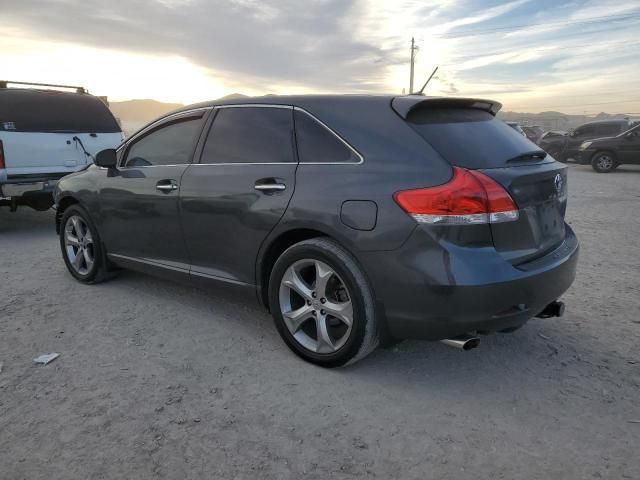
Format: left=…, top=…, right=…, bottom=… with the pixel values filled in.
left=0, top=80, right=88, bottom=94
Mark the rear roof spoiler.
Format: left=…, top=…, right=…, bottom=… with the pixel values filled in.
left=391, top=95, right=502, bottom=119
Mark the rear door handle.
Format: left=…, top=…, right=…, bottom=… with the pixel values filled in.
left=254, top=178, right=286, bottom=192
left=156, top=180, right=178, bottom=192
left=254, top=183, right=286, bottom=192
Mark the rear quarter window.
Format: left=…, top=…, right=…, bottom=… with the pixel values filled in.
left=294, top=110, right=360, bottom=163
left=406, top=108, right=542, bottom=169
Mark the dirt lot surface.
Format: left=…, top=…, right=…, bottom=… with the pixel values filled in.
left=1, top=164, right=639, bottom=479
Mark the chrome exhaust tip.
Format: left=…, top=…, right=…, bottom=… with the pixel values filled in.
left=440, top=334, right=480, bottom=351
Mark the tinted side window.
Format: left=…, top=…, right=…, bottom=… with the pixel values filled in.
left=596, top=124, right=622, bottom=136
left=294, top=110, right=359, bottom=163
left=575, top=125, right=595, bottom=137
left=124, top=116, right=203, bottom=167
left=201, top=107, right=294, bottom=164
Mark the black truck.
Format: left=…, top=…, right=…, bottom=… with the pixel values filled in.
left=577, top=123, right=640, bottom=172
left=539, top=119, right=637, bottom=163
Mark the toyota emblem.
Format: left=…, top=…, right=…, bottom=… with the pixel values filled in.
left=554, top=174, right=563, bottom=193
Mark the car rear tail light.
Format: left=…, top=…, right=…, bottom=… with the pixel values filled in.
left=0, top=140, right=5, bottom=169
left=393, top=167, right=519, bottom=225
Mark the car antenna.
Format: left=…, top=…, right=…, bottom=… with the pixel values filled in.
left=416, top=66, right=438, bottom=96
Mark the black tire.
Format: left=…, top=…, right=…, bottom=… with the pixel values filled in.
left=268, top=238, right=379, bottom=367
left=591, top=151, right=617, bottom=173
left=59, top=204, right=112, bottom=284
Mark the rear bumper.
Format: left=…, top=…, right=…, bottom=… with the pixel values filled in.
left=360, top=225, right=579, bottom=340
left=0, top=173, right=66, bottom=198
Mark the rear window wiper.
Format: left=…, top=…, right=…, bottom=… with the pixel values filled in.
left=506, top=151, right=547, bottom=164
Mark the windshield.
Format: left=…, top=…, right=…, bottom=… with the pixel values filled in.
left=617, top=123, right=640, bottom=137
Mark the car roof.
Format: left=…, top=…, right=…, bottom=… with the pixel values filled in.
left=169, top=94, right=502, bottom=118
left=175, top=94, right=394, bottom=112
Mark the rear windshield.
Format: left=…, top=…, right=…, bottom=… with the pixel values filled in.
left=406, top=108, right=544, bottom=169
left=0, top=89, right=121, bottom=133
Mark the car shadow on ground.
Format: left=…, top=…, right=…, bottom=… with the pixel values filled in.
left=0, top=208, right=56, bottom=235
left=105, top=267, right=611, bottom=399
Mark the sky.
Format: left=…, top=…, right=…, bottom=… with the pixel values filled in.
left=1, top=0, right=639, bottom=113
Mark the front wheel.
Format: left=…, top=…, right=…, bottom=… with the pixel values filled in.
left=59, top=205, right=112, bottom=284
left=591, top=151, right=617, bottom=173
left=268, top=238, right=379, bottom=367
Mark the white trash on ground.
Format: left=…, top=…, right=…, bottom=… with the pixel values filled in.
left=33, top=353, right=60, bottom=365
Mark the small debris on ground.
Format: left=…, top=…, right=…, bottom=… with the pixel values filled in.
left=0, top=362, right=3, bottom=373
left=33, top=353, right=60, bottom=365
left=628, top=420, right=640, bottom=424
left=538, top=333, right=550, bottom=340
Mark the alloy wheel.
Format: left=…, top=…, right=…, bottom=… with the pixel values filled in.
left=596, top=154, right=613, bottom=170
left=64, top=215, right=95, bottom=275
left=278, top=259, right=353, bottom=354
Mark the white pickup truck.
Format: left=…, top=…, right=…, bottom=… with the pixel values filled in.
left=0, top=82, right=124, bottom=211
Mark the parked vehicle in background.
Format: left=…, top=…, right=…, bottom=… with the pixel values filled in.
left=0, top=81, right=124, bottom=211
left=54, top=95, right=578, bottom=367
left=539, top=119, right=636, bottom=162
left=539, top=130, right=567, bottom=142
left=578, top=123, right=640, bottom=173
left=521, top=125, right=544, bottom=144
left=505, top=121, right=527, bottom=136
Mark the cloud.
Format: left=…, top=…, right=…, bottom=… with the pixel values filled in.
left=433, top=0, right=532, bottom=34
left=2, top=0, right=639, bottom=113
left=1, top=0, right=396, bottom=92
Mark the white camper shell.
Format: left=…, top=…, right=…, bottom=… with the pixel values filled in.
left=0, top=83, right=124, bottom=211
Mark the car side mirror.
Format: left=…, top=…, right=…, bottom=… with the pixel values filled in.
left=95, top=149, right=117, bottom=168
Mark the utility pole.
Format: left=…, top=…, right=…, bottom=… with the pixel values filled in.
left=409, top=37, right=418, bottom=94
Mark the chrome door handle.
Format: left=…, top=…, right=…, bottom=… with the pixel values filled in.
left=254, top=183, right=286, bottom=192
left=156, top=183, right=178, bottom=191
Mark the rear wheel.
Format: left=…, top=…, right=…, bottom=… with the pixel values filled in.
left=59, top=205, right=112, bottom=284
left=591, top=151, right=617, bottom=173
left=268, top=238, right=379, bottom=367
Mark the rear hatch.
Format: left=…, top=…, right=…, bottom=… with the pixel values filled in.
left=0, top=89, right=123, bottom=178
left=402, top=101, right=567, bottom=265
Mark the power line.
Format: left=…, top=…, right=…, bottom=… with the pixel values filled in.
left=444, top=39, right=640, bottom=64
left=506, top=99, right=640, bottom=110
left=440, top=44, right=640, bottom=69
left=451, top=89, right=638, bottom=101
left=434, top=12, right=640, bottom=38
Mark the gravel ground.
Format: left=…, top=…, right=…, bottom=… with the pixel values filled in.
left=1, top=164, right=639, bottom=479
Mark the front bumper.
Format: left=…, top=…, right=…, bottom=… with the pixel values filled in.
left=360, top=225, right=579, bottom=340
left=576, top=150, right=593, bottom=165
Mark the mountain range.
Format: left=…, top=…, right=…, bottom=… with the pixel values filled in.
left=109, top=94, right=246, bottom=135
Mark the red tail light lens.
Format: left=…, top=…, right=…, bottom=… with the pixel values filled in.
left=0, top=140, right=5, bottom=169
left=393, top=167, right=519, bottom=225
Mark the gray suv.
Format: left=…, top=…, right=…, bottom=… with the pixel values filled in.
left=54, top=95, right=579, bottom=367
